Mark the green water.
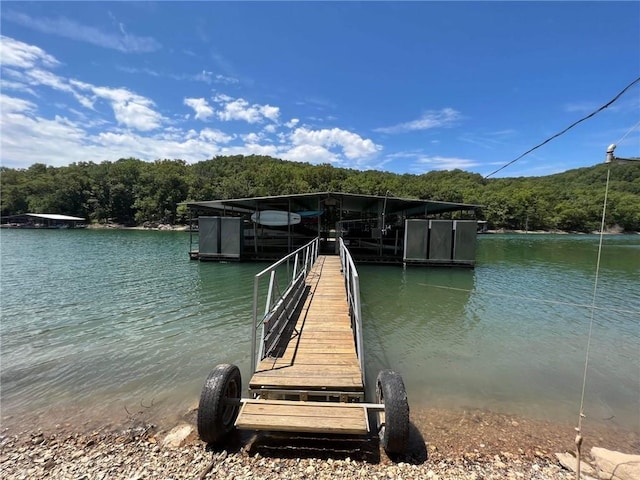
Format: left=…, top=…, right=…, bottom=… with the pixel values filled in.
left=1, top=230, right=638, bottom=432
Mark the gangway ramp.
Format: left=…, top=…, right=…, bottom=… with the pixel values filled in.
left=248, top=256, right=363, bottom=395
left=196, top=238, right=410, bottom=455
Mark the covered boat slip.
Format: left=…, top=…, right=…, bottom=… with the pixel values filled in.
left=0, top=213, right=86, bottom=229
left=185, top=192, right=480, bottom=266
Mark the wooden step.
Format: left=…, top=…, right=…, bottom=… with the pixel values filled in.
left=235, top=399, right=369, bottom=435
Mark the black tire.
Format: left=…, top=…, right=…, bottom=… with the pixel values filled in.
left=376, top=369, right=410, bottom=455
left=197, top=364, right=242, bottom=445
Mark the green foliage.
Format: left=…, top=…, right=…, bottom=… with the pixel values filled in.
left=1, top=156, right=639, bottom=231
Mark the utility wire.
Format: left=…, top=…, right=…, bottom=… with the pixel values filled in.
left=616, top=118, right=640, bottom=145
left=485, top=76, right=640, bottom=179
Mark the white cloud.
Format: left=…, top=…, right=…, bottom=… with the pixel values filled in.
left=285, top=118, right=300, bottom=128
left=199, top=128, right=233, bottom=143
left=413, top=155, right=479, bottom=171
left=0, top=37, right=388, bottom=171
left=375, top=108, right=461, bottom=134
left=242, top=132, right=262, bottom=143
left=290, top=127, right=381, bottom=160
left=0, top=78, right=37, bottom=96
left=282, top=144, right=339, bottom=164
left=215, top=74, right=239, bottom=85
left=0, top=94, right=37, bottom=114
left=90, top=86, right=163, bottom=131
left=3, top=12, right=161, bottom=53
left=0, top=35, right=60, bottom=68
left=184, top=98, right=214, bottom=121
left=213, top=95, right=280, bottom=124
left=1, top=40, right=163, bottom=130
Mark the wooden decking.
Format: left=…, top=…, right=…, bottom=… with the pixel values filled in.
left=235, top=255, right=367, bottom=435
left=249, top=255, right=363, bottom=393
left=236, top=399, right=369, bottom=434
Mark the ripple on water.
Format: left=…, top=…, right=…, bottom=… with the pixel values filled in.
left=1, top=231, right=638, bottom=432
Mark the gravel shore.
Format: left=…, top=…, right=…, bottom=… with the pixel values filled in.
left=2, top=406, right=637, bottom=479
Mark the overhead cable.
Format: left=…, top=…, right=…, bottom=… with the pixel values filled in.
left=484, top=76, right=640, bottom=179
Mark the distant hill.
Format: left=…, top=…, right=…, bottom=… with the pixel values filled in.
left=1, top=156, right=638, bottom=232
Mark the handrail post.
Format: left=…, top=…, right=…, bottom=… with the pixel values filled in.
left=251, top=275, right=259, bottom=375
left=292, top=253, right=299, bottom=280
left=265, top=270, right=276, bottom=317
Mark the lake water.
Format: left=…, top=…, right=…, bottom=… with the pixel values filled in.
left=1, top=230, right=638, bottom=434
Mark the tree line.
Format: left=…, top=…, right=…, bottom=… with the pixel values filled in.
left=1, top=155, right=639, bottom=232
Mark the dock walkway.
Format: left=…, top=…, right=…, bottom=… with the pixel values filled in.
left=236, top=255, right=367, bottom=434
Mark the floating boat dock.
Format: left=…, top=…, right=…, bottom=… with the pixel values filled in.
left=184, top=192, right=480, bottom=267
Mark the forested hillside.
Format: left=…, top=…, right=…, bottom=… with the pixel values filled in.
left=1, top=155, right=639, bottom=232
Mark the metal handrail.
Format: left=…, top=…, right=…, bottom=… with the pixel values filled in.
left=250, top=237, right=320, bottom=374
left=338, top=237, right=365, bottom=387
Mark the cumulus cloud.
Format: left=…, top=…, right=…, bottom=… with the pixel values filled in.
left=375, top=108, right=461, bottom=134
left=0, top=36, right=388, bottom=170
left=285, top=118, right=300, bottom=128
left=213, top=95, right=280, bottom=124
left=199, top=128, right=233, bottom=143
left=283, top=144, right=339, bottom=164
left=3, top=12, right=161, bottom=53
left=184, top=97, right=214, bottom=121
left=290, top=127, right=381, bottom=160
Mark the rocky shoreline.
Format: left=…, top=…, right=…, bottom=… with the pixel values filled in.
left=2, top=406, right=637, bottom=479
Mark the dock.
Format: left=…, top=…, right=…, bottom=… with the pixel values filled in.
left=236, top=254, right=368, bottom=434
left=197, top=237, right=410, bottom=454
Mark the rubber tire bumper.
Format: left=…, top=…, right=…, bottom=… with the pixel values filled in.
left=376, top=369, right=410, bottom=454
left=197, top=364, right=242, bottom=444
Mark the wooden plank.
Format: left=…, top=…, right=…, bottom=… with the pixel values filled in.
left=235, top=400, right=369, bottom=434
left=252, top=366, right=362, bottom=378
left=258, top=357, right=360, bottom=368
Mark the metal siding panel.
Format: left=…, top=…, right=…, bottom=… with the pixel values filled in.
left=403, top=219, right=429, bottom=261
left=198, top=217, right=220, bottom=254
left=429, top=220, right=453, bottom=260
left=453, top=221, right=477, bottom=261
left=221, top=217, right=242, bottom=258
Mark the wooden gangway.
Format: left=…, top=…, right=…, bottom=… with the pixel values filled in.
left=196, top=237, right=411, bottom=453
left=235, top=240, right=368, bottom=434
left=248, top=256, right=363, bottom=394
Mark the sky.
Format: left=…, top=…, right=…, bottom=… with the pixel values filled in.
left=1, top=1, right=639, bottom=177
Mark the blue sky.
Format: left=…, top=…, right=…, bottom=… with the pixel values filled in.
left=1, top=2, right=638, bottom=177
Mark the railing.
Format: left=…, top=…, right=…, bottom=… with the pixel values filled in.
left=250, top=237, right=320, bottom=374
left=339, top=237, right=365, bottom=387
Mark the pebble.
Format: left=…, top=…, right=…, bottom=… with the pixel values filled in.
left=0, top=424, right=583, bottom=480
